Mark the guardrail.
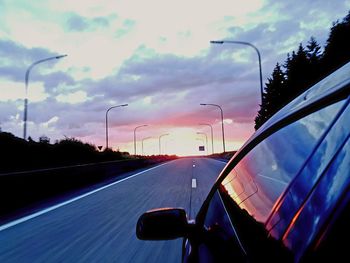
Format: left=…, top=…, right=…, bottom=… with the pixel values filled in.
left=0, top=158, right=162, bottom=219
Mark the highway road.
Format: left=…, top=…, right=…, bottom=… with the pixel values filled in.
left=0, top=157, right=226, bottom=263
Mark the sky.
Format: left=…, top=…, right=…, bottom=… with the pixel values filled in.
left=0, top=0, right=349, bottom=156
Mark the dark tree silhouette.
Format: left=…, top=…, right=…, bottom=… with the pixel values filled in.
left=254, top=11, right=350, bottom=130
left=322, top=11, right=350, bottom=75
left=0, top=133, right=130, bottom=172
left=255, top=63, right=286, bottom=129
left=306, top=37, right=322, bottom=83
left=0, top=131, right=175, bottom=173
left=285, top=43, right=310, bottom=99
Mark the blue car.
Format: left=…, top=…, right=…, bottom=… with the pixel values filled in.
left=136, top=61, right=350, bottom=262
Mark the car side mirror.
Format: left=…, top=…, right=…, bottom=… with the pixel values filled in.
left=136, top=208, right=189, bottom=240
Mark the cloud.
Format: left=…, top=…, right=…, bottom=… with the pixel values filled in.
left=0, top=101, right=19, bottom=123
left=68, top=44, right=264, bottom=140
left=0, top=40, right=57, bottom=63
left=0, top=65, right=24, bottom=83
left=65, top=13, right=114, bottom=32
left=115, top=19, right=136, bottom=38
left=1, top=0, right=348, bottom=153
left=66, top=14, right=89, bottom=31
left=109, top=47, right=254, bottom=93
left=0, top=39, right=67, bottom=83
left=56, top=91, right=88, bottom=104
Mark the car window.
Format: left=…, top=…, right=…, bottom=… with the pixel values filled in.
left=266, top=100, right=350, bottom=243
left=201, top=186, right=293, bottom=262
left=199, top=190, right=247, bottom=262
left=284, top=134, right=350, bottom=262
left=198, top=99, right=347, bottom=262
left=221, top=100, right=346, bottom=223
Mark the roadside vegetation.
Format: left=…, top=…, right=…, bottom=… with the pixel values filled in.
left=209, top=151, right=236, bottom=161
left=255, top=11, right=350, bottom=129
left=0, top=132, right=177, bottom=173
left=0, top=132, right=178, bottom=217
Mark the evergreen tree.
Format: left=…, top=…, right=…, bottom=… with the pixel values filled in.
left=306, top=37, right=322, bottom=83
left=285, top=43, right=310, bottom=99
left=255, top=63, right=286, bottom=129
left=306, top=37, right=322, bottom=64
left=322, top=11, right=350, bottom=75
left=254, top=11, right=350, bottom=130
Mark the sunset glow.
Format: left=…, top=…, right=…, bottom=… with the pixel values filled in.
left=1, top=0, right=348, bottom=156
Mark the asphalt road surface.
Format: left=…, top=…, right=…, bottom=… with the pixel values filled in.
left=0, top=157, right=226, bottom=263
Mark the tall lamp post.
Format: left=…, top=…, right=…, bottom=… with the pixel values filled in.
left=199, top=123, right=214, bottom=154
left=159, top=133, right=169, bottom=155
left=134, top=125, right=148, bottom=155
left=200, top=103, right=226, bottom=153
left=197, top=132, right=208, bottom=155
left=142, top=136, right=153, bottom=156
left=210, top=40, right=263, bottom=105
left=23, top=54, right=67, bottom=140
left=105, top=104, right=128, bottom=150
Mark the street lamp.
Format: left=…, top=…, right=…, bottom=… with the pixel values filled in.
left=199, top=123, right=214, bottom=154
left=197, top=132, right=208, bottom=155
left=210, top=40, right=263, bottom=105
left=23, top=54, right=67, bottom=140
left=105, top=104, right=128, bottom=150
left=200, top=103, right=226, bottom=153
left=134, top=125, right=148, bottom=155
left=142, top=136, right=153, bottom=156
left=159, top=133, right=169, bottom=155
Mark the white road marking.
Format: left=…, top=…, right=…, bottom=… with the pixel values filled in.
left=192, top=179, right=197, bottom=188
left=0, top=162, right=171, bottom=232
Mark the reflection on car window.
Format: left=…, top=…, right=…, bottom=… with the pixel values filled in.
left=200, top=190, right=247, bottom=262
left=222, top=100, right=345, bottom=223
left=269, top=99, right=350, bottom=257
left=284, top=135, right=350, bottom=262
left=202, top=187, right=293, bottom=262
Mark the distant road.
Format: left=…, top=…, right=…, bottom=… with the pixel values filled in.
left=0, top=158, right=226, bottom=263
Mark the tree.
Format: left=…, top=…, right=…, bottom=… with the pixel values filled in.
left=254, top=11, right=350, bottom=130
left=255, top=63, right=286, bottom=129
left=285, top=44, right=310, bottom=99
left=322, top=11, right=350, bottom=75
left=306, top=37, right=322, bottom=83
left=306, top=37, right=322, bottom=64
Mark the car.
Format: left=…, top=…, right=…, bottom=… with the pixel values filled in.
left=136, top=61, right=350, bottom=262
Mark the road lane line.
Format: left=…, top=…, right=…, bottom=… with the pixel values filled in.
left=192, top=179, right=197, bottom=188
left=0, top=162, right=171, bottom=232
